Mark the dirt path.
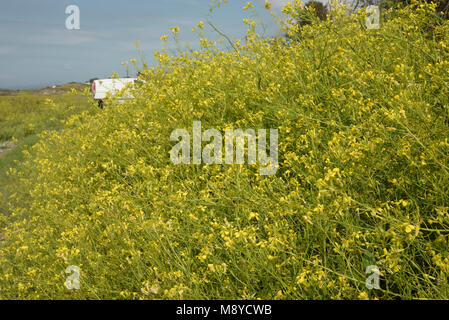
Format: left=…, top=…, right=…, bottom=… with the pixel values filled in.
left=0, top=141, right=16, bottom=157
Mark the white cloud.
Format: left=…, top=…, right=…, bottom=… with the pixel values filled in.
left=267, top=0, right=328, bottom=8
left=32, top=29, right=109, bottom=46
left=269, top=0, right=290, bottom=8
left=0, top=46, right=16, bottom=55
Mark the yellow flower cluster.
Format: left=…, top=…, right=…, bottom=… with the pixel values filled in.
left=0, top=1, right=448, bottom=300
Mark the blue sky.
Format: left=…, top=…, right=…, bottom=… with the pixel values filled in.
left=0, top=0, right=325, bottom=89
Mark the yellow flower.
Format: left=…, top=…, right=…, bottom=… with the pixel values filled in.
left=243, top=2, right=254, bottom=10
left=264, top=1, right=272, bottom=10
left=405, top=224, right=415, bottom=233
left=358, top=292, right=369, bottom=300
left=150, top=285, right=160, bottom=294
left=249, top=212, right=258, bottom=220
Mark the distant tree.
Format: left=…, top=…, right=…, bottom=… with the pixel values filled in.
left=298, top=1, right=329, bottom=27
left=283, top=0, right=329, bottom=40
left=349, top=0, right=385, bottom=10
left=336, top=0, right=448, bottom=19
left=390, top=0, right=449, bottom=18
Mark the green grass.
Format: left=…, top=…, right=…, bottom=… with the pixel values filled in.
left=0, top=90, right=90, bottom=142
left=0, top=87, right=95, bottom=219
left=0, top=135, right=39, bottom=217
